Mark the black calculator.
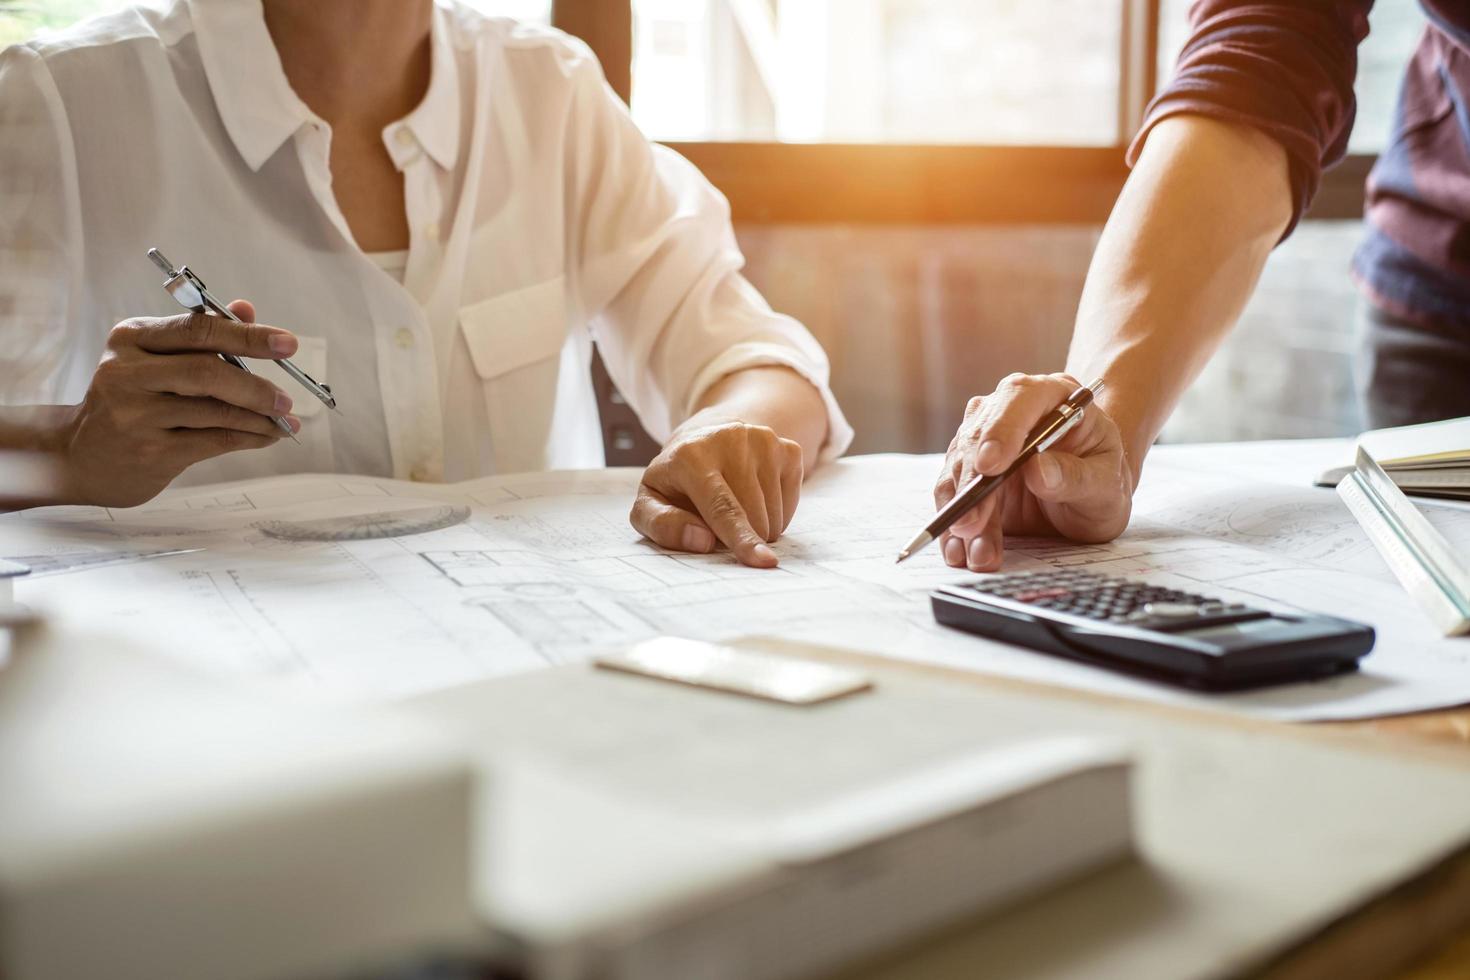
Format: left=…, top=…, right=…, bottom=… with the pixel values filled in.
left=931, top=569, right=1374, bottom=691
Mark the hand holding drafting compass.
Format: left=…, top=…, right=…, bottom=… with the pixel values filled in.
left=148, top=249, right=337, bottom=440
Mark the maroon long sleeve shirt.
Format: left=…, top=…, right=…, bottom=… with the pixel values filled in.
left=1132, top=1, right=1470, bottom=327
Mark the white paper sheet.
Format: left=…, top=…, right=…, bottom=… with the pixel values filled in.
left=5, top=445, right=1470, bottom=719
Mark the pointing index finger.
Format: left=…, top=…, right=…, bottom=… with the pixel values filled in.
left=688, top=474, right=778, bottom=568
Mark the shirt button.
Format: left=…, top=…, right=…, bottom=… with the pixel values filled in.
left=410, top=465, right=431, bottom=483
left=394, top=128, right=415, bottom=148
left=395, top=328, right=415, bottom=349
left=424, top=222, right=441, bottom=241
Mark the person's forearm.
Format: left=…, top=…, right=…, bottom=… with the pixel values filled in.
left=0, top=405, right=73, bottom=509
left=685, top=366, right=829, bottom=474
left=1066, top=115, right=1293, bottom=477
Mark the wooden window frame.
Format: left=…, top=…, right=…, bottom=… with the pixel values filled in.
left=552, top=0, right=1369, bottom=224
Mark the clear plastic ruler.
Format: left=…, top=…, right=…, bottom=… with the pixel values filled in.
left=1338, top=447, right=1470, bottom=636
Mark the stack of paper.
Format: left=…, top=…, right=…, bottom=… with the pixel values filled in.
left=1318, top=417, right=1470, bottom=499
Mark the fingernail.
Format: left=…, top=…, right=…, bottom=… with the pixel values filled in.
left=682, top=525, right=715, bottom=553
left=1037, top=453, right=1061, bottom=490
left=944, top=537, right=966, bottom=567
left=286, top=415, right=302, bottom=433
left=968, top=537, right=990, bottom=569
left=753, top=543, right=778, bottom=565
left=976, top=440, right=1003, bottom=472
left=268, top=333, right=297, bottom=356
left=273, top=391, right=293, bottom=414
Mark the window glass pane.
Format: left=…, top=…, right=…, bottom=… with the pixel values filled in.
left=0, top=0, right=157, bottom=47
left=632, top=0, right=1122, bottom=145
left=1350, top=0, right=1425, bottom=153
left=1154, top=0, right=1186, bottom=99
left=1157, top=0, right=1425, bottom=154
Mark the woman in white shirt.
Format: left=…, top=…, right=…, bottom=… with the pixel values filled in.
left=0, top=0, right=851, bottom=567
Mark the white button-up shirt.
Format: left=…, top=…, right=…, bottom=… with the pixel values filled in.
left=0, top=0, right=851, bottom=485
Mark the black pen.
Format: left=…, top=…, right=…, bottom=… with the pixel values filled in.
left=895, top=378, right=1106, bottom=563
left=148, top=249, right=338, bottom=421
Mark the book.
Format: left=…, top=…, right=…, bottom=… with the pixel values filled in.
left=1316, top=416, right=1470, bottom=500
left=415, top=656, right=1135, bottom=980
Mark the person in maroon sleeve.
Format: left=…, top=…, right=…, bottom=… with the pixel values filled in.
left=931, top=0, right=1470, bottom=572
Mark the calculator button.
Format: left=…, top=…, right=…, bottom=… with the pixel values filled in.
left=1014, top=587, right=1071, bottom=603
left=961, top=575, right=1271, bottom=632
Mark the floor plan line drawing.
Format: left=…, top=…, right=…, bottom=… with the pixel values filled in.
left=218, top=568, right=317, bottom=678
left=5, top=449, right=1470, bottom=718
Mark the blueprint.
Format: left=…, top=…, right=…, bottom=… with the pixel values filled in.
left=5, top=447, right=1470, bottom=719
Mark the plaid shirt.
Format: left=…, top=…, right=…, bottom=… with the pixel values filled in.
left=1132, top=1, right=1470, bottom=328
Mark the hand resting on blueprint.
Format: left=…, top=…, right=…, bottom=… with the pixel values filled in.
left=936, top=372, right=1132, bottom=572
left=50, top=300, right=300, bottom=508
left=631, top=366, right=828, bottom=569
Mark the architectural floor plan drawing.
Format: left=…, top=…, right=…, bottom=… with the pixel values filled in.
left=5, top=448, right=1470, bottom=719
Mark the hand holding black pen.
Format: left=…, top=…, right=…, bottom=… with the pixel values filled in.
left=36, top=261, right=316, bottom=509
left=148, top=250, right=338, bottom=440
left=899, top=378, right=1109, bottom=564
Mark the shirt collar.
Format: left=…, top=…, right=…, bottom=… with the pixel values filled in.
left=189, top=0, right=461, bottom=174
left=391, top=5, right=461, bottom=171
left=189, top=0, right=314, bottom=172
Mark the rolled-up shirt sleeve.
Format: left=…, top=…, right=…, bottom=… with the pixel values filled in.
left=0, top=43, right=84, bottom=405
left=560, top=48, right=853, bottom=462
left=1130, top=0, right=1373, bottom=238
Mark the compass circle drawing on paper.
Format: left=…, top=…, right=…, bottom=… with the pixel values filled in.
left=255, top=504, right=471, bottom=542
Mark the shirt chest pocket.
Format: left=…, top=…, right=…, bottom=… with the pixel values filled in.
left=458, top=277, right=571, bottom=473
left=255, top=335, right=330, bottom=421
left=189, top=336, right=332, bottom=482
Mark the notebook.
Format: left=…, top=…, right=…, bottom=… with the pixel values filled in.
left=1315, top=416, right=1470, bottom=500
